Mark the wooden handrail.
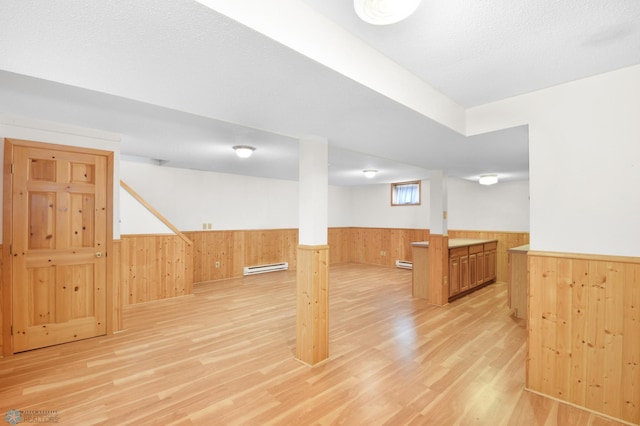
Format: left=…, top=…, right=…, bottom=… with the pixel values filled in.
left=120, top=180, right=192, bottom=247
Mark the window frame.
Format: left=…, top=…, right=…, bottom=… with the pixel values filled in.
left=390, top=180, right=421, bottom=206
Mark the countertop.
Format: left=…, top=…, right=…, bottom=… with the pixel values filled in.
left=411, top=238, right=498, bottom=248
left=508, top=244, right=530, bottom=253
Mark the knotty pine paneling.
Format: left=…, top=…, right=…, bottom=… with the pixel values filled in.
left=448, top=230, right=529, bottom=283
left=111, top=240, right=122, bottom=333
left=182, top=228, right=524, bottom=285
left=349, top=227, right=430, bottom=267
left=0, top=243, right=3, bottom=355
left=118, top=235, right=193, bottom=305
left=528, top=252, right=640, bottom=425
left=328, top=227, right=352, bottom=264
left=184, top=229, right=299, bottom=283
left=296, top=245, right=330, bottom=365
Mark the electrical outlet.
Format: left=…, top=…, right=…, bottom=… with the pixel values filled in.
left=380, top=251, right=386, bottom=256
left=207, top=223, right=212, bottom=229
left=215, top=261, right=220, bottom=268
left=202, top=223, right=207, bottom=230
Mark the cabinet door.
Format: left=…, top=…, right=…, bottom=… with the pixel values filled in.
left=460, top=255, right=470, bottom=292
left=449, top=256, right=460, bottom=296
left=468, top=253, right=477, bottom=288
left=484, top=242, right=498, bottom=282
left=476, top=251, right=485, bottom=285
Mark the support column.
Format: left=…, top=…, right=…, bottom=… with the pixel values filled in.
left=296, top=136, right=329, bottom=366
left=428, top=170, right=449, bottom=305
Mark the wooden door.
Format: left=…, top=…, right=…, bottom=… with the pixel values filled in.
left=9, top=142, right=109, bottom=353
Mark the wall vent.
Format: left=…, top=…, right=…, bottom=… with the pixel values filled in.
left=395, top=259, right=413, bottom=270
left=243, top=262, right=289, bottom=275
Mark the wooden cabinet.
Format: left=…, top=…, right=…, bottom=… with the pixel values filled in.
left=484, top=242, right=497, bottom=282
left=448, top=241, right=497, bottom=302
left=412, top=238, right=498, bottom=304
left=448, top=246, right=470, bottom=297
left=468, top=244, right=483, bottom=288
left=449, top=255, right=461, bottom=296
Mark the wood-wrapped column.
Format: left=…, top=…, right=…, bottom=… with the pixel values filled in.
left=429, top=170, right=449, bottom=305
left=296, top=136, right=329, bottom=366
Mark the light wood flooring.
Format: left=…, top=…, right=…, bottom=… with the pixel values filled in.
left=0, top=263, right=628, bottom=425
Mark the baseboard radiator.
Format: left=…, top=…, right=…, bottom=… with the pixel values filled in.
left=395, top=259, right=413, bottom=270
left=243, top=262, right=289, bottom=276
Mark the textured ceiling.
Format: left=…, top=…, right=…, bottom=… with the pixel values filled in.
left=0, top=0, right=638, bottom=185
left=301, top=0, right=640, bottom=106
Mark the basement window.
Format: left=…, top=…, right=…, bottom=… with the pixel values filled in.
left=391, top=180, right=421, bottom=206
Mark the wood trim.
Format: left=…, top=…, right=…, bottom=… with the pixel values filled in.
left=528, top=250, right=640, bottom=264
left=3, top=138, right=114, bottom=156
left=110, top=240, right=123, bottom=332
left=119, top=180, right=192, bottom=247
left=298, top=244, right=330, bottom=250
left=2, top=140, right=13, bottom=356
left=105, top=151, right=116, bottom=334
left=390, top=180, right=422, bottom=206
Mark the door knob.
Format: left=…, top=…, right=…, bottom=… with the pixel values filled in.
left=95, top=252, right=103, bottom=258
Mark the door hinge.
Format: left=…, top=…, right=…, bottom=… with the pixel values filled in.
left=10, top=163, right=14, bottom=174
left=11, top=325, right=13, bottom=336
left=9, top=244, right=12, bottom=255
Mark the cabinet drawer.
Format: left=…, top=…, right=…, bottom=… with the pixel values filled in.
left=484, top=242, right=497, bottom=251
left=469, top=244, right=484, bottom=254
left=450, top=247, right=469, bottom=258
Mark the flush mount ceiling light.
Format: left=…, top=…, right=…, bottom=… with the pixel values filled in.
left=479, top=174, right=499, bottom=185
left=233, top=145, right=255, bottom=158
left=363, top=169, right=378, bottom=178
left=354, top=0, right=422, bottom=25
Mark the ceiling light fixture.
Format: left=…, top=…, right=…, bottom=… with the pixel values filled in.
left=363, top=169, right=378, bottom=178
left=479, top=174, right=499, bottom=185
left=354, top=0, right=422, bottom=25
left=233, top=145, right=255, bottom=158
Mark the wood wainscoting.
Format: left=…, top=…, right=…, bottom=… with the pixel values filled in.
left=448, top=230, right=530, bottom=283
left=329, top=227, right=432, bottom=268
left=117, top=234, right=193, bottom=305
left=183, top=229, right=299, bottom=283
left=348, top=227, right=430, bottom=267
left=181, top=228, right=526, bottom=284
left=528, top=251, right=640, bottom=425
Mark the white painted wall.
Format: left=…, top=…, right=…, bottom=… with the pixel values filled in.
left=120, top=159, right=299, bottom=231
left=120, top=159, right=356, bottom=232
left=328, top=185, right=352, bottom=227
left=0, top=115, right=122, bottom=240
left=119, top=163, right=530, bottom=233
left=119, top=187, right=173, bottom=235
left=447, top=177, right=529, bottom=231
left=467, top=64, right=640, bottom=257
left=347, top=177, right=530, bottom=231
left=348, top=181, right=431, bottom=229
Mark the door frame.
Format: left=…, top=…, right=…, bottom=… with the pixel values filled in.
left=2, top=138, right=115, bottom=356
